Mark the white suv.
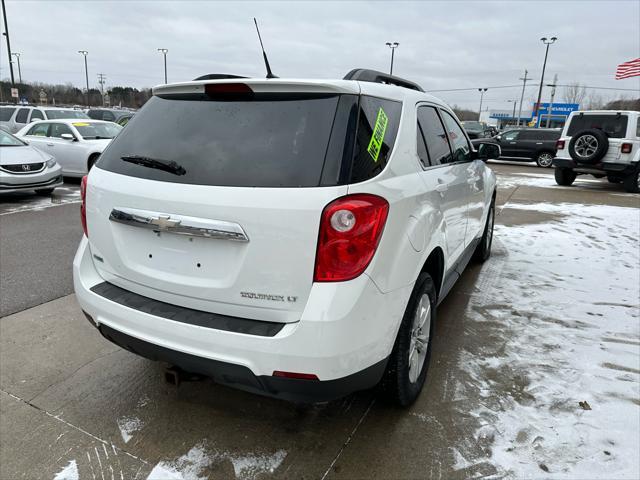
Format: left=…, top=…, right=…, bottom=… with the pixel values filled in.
left=73, top=70, right=499, bottom=405
left=553, top=110, right=640, bottom=193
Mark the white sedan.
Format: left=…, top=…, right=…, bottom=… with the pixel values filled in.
left=16, top=119, right=122, bottom=177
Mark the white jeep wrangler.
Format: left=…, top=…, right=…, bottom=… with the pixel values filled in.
left=553, top=110, right=640, bottom=193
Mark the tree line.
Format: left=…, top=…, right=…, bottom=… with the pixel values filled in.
left=0, top=81, right=152, bottom=109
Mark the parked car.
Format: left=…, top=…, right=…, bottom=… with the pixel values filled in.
left=553, top=110, right=640, bottom=193
left=16, top=119, right=122, bottom=177
left=73, top=70, right=499, bottom=406
left=116, top=115, right=133, bottom=127
left=461, top=121, right=492, bottom=139
left=0, top=106, right=89, bottom=134
left=87, top=108, right=134, bottom=125
left=475, top=127, right=561, bottom=167
left=0, top=129, right=63, bottom=195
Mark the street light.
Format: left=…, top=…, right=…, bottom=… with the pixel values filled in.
left=78, top=50, right=89, bottom=107
left=534, top=36, right=557, bottom=127
left=507, top=99, right=517, bottom=126
left=478, top=88, right=488, bottom=120
left=11, top=52, right=21, bottom=83
left=385, top=42, right=399, bottom=75
left=157, top=48, right=168, bottom=84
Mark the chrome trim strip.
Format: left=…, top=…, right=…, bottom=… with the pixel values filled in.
left=0, top=163, right=46, bottom=175
left=109, top=207, right=249, bottom=242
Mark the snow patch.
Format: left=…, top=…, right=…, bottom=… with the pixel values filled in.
left=146, top=443, right=287, bottom=480
left=117, top=416, right=143, bottom=444
left=53, top=459, right=78, bottom=480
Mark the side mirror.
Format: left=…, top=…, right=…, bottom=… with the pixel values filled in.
left=476, top=142, right=501, bottom=161
left=60, top=133, right=75, bottom=141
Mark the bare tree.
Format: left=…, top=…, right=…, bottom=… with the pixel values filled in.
left=585, top=91, right=606, bottom=110
left=563, top=82, right=587, bottom=105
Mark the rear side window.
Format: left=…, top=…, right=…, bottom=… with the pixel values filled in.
left=568, top=114, right=628, bottom=139
left=30, top=109, right=45, bottom=121
left=0, top=107, right=16, bottom=121
left=417, top=106, right=451, bottom=166
left=440, top=110, right=471, bottom=163
left=15, top=108, right=29, bottom=123
left=87, top=110, right=103, bottom=120
left=102, top=111, right=115, bottom=122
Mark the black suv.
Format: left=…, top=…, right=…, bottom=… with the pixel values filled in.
left=87, top=108, right=134, bottom=124
left=477, top=128, right=561, bottom=167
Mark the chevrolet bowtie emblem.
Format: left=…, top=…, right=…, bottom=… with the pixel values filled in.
left=150, top=215, right=181, bottom=230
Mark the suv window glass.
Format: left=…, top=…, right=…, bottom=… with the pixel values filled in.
left=441, top=110, right=471, bottom=163
left=102, top=111, right=115, bottom=122
left=0, top=107, right=16, bottom=121
left=349, top=96, right=402, bottom=183
left=50, top=123, right=73, bottom=138
left=502, top=130, right=519, bottom=141
left=417, top=106, right=451, bottom=166
left=567, top=114, right=628, bottom=139
left=45, top=109, right=88, bottom=119
left=518, top=130, right=536, bottom=140
left=15, top=108, right=30, bottom=124
left=30, top=109, right=45, bottom=121
left=98, top=94, right=345, bottom=187
left=87, top=110, right=103, bottom=120
left=416, top=119, right=430, bottom=168
left=27, top=123, right=50, bottom=137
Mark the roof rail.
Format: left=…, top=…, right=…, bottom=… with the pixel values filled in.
left=343, top=69, right=424, bottom=92
left=193, top=74, right=249, bottom=81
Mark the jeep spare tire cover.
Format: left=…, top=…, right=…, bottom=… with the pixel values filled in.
left=568, top=129, right=609, bottom=164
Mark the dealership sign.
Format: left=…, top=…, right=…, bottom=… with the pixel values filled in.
left=534, top=103, right=580, bottom=116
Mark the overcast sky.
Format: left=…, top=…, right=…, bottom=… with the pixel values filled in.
left=2, top=0, right=639, bottom=110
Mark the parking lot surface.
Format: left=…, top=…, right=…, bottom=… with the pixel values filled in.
left=1, top=164, right=639, bottom=479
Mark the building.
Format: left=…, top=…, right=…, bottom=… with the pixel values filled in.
left=484, top=102, right=580, bottom=129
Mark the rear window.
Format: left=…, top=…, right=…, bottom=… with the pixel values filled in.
left=97, top=93, right=401, bottom=187
left=0, top=107, right=16, bottom=121
left=567, top=114, right=628, bottom=139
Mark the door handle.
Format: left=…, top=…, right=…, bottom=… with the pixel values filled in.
left=435, top=183, right=448, bottom=193
left=509, top=142, right=516, bottom=145
left=46, top=143, right=54, bottom=147
left=535, top=142, right=543, bottom=145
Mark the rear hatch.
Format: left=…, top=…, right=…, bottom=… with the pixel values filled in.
left=85, top=80, right=401, bottom=323
left=566, top=113, right=630, bottom=163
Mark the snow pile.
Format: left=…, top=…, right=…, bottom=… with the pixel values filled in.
left=53, top=459, right=79, bottom=480
left=117, top=415, right=143, bottom=444
left=461, top=202, right=639, bottom=478
left=146, top=443, right=287, bottom=480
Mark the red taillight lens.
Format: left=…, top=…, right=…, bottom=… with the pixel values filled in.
left=556, top=140, right=565, bottom=150
left=314, top=194, right=389, bottom=282
left=272, top=371, right=319, bottom=380
left=204, top=83, right=253, bottom=98
left=80, top=175, right=88, bottom=237
left=621, top=143, right=633, bottom=154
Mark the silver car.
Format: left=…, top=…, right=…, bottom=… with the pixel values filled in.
left=0, top=129, right=63, bottom=195
left=0, top=106, right=89, bottom=134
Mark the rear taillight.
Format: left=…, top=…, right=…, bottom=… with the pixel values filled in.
left=556, top=140, right=565, bottom=150
left=80, top=175, right=88, bottom=237
left=272, top=371, right=319, bottom=380
left=314, top=194, right=389, bottom=282
left=621, top=143, right=633, bottom=154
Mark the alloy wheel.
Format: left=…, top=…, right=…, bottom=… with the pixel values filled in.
left=574, top=135, right=598, bottom=158
left=408, top=294, right=431, bottom=383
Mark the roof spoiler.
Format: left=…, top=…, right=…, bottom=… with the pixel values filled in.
left=192, top=74, right=249, bottom=81
left=343, top=69, right=424, bottom=92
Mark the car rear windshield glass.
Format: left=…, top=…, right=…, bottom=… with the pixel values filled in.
left=45, top=110, right=89, bottom=119
left=567, top=114, right=628, bottom=139
left=0, top=107, right=16, bottom=121
left=97, top=93, right=402, bottom=187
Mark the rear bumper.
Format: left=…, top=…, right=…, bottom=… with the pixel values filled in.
left=73, top=237, right=412, bottom=402
left=552, top=158, right=639, bottom=176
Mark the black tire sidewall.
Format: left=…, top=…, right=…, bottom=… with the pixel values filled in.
left=568, top=129, right=609, bottom=164
left=623, top=170, right=640, bottom=193
left=555, top=167, right=576, bottom=186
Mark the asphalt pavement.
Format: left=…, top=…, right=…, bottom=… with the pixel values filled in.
left=1, top=165, right=638, bottom=479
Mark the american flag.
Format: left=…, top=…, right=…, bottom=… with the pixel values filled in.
left=615, top=58, right=640, bottom=80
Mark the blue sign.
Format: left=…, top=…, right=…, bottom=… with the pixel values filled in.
left=535, top=102, right=579, bottom=116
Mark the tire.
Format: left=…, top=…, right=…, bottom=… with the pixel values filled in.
left=555, top=167, right=577, bottom=186
left=474, top=200, right=495, bottom=262
left=535, top=151, right=554, bottom=168
left=622, top=170, right=640, bottom=193
left=87, top=154, right=100, bottom=171
left=380, top=272, right=436, bottom=407
left=568, top=129, right=608, bottom=164
left=35, top=188, right=55, bottom=196
left=607, top=176, right=622, bottom=184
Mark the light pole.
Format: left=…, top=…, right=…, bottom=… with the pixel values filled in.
left=507, top=99, right=517, bottom=126
left=78, top=50, right=89, bottom=107
left=478, top=88, right=488, bottom=120
left=385, top=42, right=399, bottom=75
left=11, top=52, right=21, bottom=83
left=534, top=36, right=557, bottom=127
left=1, top=0, right=15, bottom=86
left=158, top=48, right=168, bottom=83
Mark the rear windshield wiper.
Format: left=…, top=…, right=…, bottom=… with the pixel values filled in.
left=121, top=155, right=186, bottom=176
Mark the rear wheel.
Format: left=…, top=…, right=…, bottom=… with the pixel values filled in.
left=381, top=273, right=436, bottom=407
left=474, top=200, right=495, bottom=262
left=535, top=151, right=554, bottom=168
left=555, top=167, right=577, bottom=186
left=607, top=175, right=622, bottom=184
left=622, top=170, right=640, bottom=193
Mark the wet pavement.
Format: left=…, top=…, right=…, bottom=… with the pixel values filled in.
left=1, top=164, right=638, bottom=479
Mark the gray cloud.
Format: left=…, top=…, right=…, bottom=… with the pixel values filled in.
left=2, top=0, right=639, bottom=109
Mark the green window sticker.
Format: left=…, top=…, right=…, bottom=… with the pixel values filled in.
left=367, top=107, right=388, bottom=162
